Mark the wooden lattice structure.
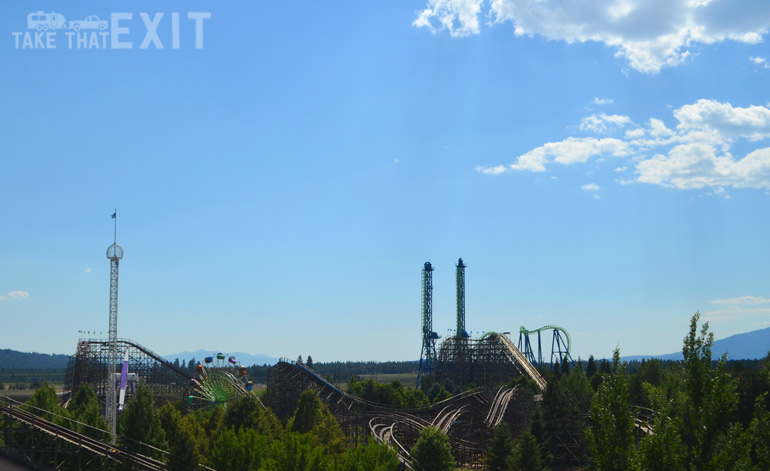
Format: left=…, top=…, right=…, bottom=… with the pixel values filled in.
left=266, top=359, right=535, bottom=469
left=64, top=338, right=192, bottom=406
left=434, top=333, right=548, bottom=390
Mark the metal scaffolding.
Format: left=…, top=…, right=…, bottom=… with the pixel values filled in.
left=417, top=262, right=439, bottom=388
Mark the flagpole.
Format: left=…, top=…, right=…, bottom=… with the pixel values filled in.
left=113, top=209, right=117, bottom=244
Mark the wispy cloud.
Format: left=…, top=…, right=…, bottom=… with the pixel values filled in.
left=580, top=114, right=633, bottom=134
left=414, top=0, right=770, bottom=73
left=593, top=97, right=614, bottom=105
left=750, top=56, right=770, bottom=69
left=709, top=295, right=770, bottom=305
left=581, top=183, right=600, bottom=191
left=704, top=296, right=770, bottom=321
left=413, top=0, right=484, bottom=38
left=0, top=291, right=30, bottom=301
left=702, top=306, right=770, bottom=322
left=476, top=137, right=629, bottom=173
left=477, top=99, right=770, bottom=191
left=84, top=268, right=92, bottom=273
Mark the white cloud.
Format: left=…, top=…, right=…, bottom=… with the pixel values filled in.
left=702, top=305, right=770, bottom=322
left=0, top=291, right=30, bottom=301
left=674, top=99, right=770, bottom=141
left=475, top=164, right=507, bottom=175
left=84, top=268, right=92, bottom=273
left=593, top=97, right=614, bottom=105
left=582, top=183, right=600, bottom=190
left=413, top=0, right=484, bottom=37
left=478, top=99, right=770, bottom=191
left=750, top=56, right=770, bottom=68
left=709, top=295, right=770, bottom=305
left=477, top=137, right=629, bottom=174
left=415, top=0, right=770, bottom=73
left=614, top=166, right=628, bottom=172
left=580, top=113, right=633, bottom=134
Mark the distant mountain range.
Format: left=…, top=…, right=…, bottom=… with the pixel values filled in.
left=3, top=327, right=768, bottom=370
left=623, top=326, right=770, bottom=362
left=161, top=349, right=280, bottom=367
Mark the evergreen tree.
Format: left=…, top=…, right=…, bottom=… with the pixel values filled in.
left=118, top=383, right=167, bottom=456
left=680, top=312, right=747, bottom=471
left=749, top=393, right=770, bottom=470
left=410, top=426, right=455, bottom=471
left=263, top=431, right=332, bottom=471
left=508, top=430, right=548, bottom=471
left=586, top=355, right=597, bottom=378
left=637, top=384, right=686, bottom=471
left=586, top=349, right=638, bottom=471
left=529, top=404, right=553, bottom=467
left=307, top=356, right=314, bottom=370
left=337, top=437, right=399, bottom=471
left=167, top=427, right=200, bottom=471
left=210, top=426, right=270, bottom=470
left=67, top=384, right=108, bottom=439
left=288, top=389, right=346, bottom=455
left=484, top=423, right=514, bottom=471
left=25, top=382, right=65, bottom=418
left=225, top=393, right=263, bottom=430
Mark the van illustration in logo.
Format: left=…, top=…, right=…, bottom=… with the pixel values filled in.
left=27, top=11, right=68, bottom=31
left=69, top=16, right=108, bottom=32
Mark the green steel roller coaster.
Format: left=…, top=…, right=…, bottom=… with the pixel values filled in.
left=517, top=325, right=573, bottom=367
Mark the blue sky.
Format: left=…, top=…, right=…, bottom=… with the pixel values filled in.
left=1, top=0, right=769, bottom=362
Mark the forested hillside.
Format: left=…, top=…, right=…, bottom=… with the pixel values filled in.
left=0, top=349, right=69, bottom=369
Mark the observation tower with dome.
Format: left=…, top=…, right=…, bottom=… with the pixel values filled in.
left=105, top=210, right=123, bottom=441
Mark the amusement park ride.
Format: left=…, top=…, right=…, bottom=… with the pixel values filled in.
left=417, top=258, right=573, bottom=389
left=54, top=223, right=578, bottom=469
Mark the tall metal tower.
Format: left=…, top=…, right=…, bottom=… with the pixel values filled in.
left=456, top=258, right=467, bottom=339
left=417, top=262, right=438, bottom=387
left=105, top=210, right=123, bottom=441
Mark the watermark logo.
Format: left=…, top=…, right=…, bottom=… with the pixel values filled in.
left=12, top=11, right=211, bottom=50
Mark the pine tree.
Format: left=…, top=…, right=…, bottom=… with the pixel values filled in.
left=680, top=312, right=747, bottom=471
left=586, top=355, right=597, bottom=378
left=484, top=423, right=514, bottom=471
left=264, top=431, right=332, bottom=471
left=67, top=384, right=109, bottom=439
left=508, top=430, right=548, bottom=471
left=410, top=426, right=455, bottom=471
left=586, top=348, right=638, bottom=471
left=637, top=384, right=686, bottom=471
left=167, top=428, right=200, bottom=471
left=288, top=389, right=346, bottom=455
left=337, top=437, right=399, bottom=471
left=749, top=393, right=770, bottom=471
left=118, top=383, right=167, bottom=456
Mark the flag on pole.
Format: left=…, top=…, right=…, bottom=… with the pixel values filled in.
left=111, top=211, right=116, bottom=219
